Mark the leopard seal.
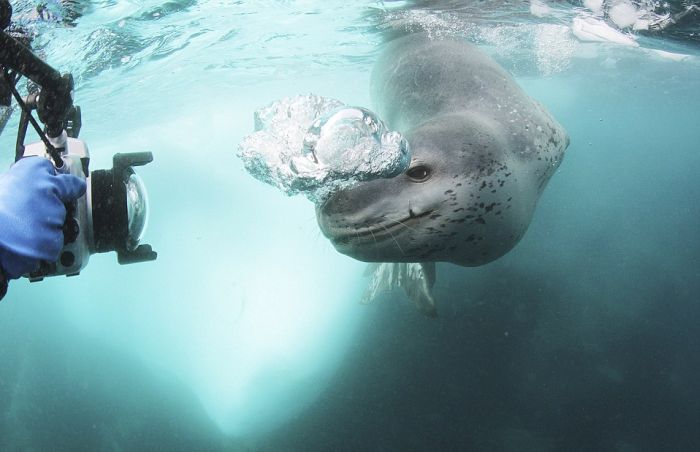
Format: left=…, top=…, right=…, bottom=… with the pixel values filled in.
left=316, top=34, right=569, bottom=316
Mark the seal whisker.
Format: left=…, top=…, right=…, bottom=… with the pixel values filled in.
left=380, top=224, right=405, bottom=255
left=386, top=216, right=417, bottom=233
left=367, top=228, right=382, bottom=260
left=368, top=228, right=377, bottom=246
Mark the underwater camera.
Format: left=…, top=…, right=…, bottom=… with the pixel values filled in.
left=22, top=135, right=156, bottom=280
left=1, top=0, right=156, bottom=280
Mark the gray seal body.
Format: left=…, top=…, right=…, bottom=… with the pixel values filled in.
left=316, top=34, right=569, bottom=314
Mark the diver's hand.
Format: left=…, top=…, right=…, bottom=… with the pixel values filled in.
left=0, top=157, right=86, bottom=279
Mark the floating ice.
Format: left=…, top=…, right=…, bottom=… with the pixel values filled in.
left=609, top=1, right=640, bottom=29
left=238, top=95, right=410, bottom=204
left=571, top=16, right=639, bottom=47
left=647, top=48, right=692, bottom=62
left=529, top=0, right=552, bottom=18
left=583, top=0, right=604, bottom=14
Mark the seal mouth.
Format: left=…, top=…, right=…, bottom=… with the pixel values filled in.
left=325, top=210, right=433, bottom=245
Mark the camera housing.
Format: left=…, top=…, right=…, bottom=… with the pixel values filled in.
left=2, top=0, right=156, bottom=282
left=23, top=133, right=156, bottom=280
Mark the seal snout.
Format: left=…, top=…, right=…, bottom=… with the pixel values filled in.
left=317, top=189, right=354, bottom=217
left=315, top=189, right=365, bottom=241
left=316, top=182, right=390, bottom=230
left=315, top=184, right=430, bottom=258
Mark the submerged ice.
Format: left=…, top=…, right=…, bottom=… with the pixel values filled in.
left=237, top=94, right=410, bottom=203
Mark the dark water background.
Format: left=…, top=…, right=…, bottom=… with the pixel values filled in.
left=268, top=73, right=700, bottom=451
left=1, top=1, right=699, bottom=451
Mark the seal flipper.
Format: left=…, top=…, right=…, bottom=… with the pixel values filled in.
left=401, top=262, right=437, bottom=318
left=363, top=263, right=380, bottom=278
left=361, top=262, right=438, bottom=317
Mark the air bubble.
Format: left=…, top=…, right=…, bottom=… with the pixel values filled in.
left=237, top=95, right=411, bottom=204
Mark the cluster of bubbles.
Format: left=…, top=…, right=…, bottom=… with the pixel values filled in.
left=238, top=94, right=410, bottom=204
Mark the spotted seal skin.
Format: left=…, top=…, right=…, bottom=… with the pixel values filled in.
left=316, top=34, right=568, bottom=313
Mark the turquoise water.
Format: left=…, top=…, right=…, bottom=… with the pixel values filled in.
left=1, top=1, right=699, bottom=450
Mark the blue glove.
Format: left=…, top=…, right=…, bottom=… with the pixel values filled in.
left=0, top=157, right=87, bottom=279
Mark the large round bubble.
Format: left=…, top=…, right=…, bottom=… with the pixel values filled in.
left=237, top=95, right=410, bottom=203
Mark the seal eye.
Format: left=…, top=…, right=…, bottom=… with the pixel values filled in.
left=406, top=165, right=430, bottom=182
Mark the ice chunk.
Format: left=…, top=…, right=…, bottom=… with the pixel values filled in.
left=609, top=2, right=640, bottom=29
left=583, top=0, right=604, bottom=14
left=529, top=1, right=551, bottom=18
left=571, top=16, right=639, bottom=47
left=648, top=49, right=692, bottom=62
left=238, top=95, right=410, bottom=204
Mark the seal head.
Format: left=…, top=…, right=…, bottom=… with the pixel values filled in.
left=316, top=34, right=568, bottom=313
left=317, top=35, right=567, bottom=267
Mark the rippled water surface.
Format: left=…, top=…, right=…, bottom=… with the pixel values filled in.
left=1, top=1, right=699, bottom=451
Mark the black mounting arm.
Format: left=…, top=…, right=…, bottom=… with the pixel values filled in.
left=1, top=0, right=74, bottom=139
